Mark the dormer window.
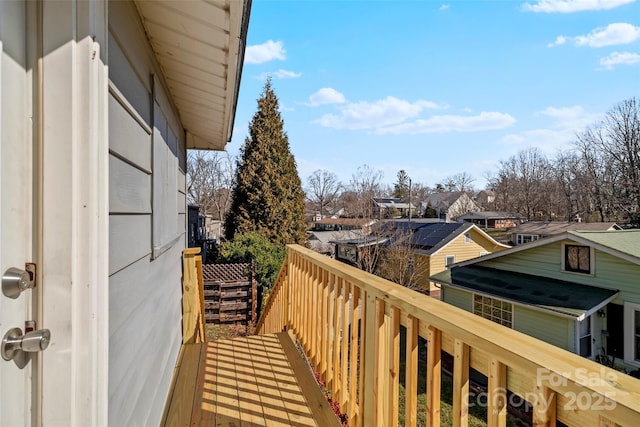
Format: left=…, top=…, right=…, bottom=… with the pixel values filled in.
left=564, top=244, right=591, bottom=274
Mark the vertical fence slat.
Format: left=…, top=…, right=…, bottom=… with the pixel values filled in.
left=357, top=289, right=368, bottom=427
left=333, top=277, right=344, bottom=400
left=389, top=307, right=400, bottom=427
left=405, top=315, right=418, bottom=427
left=321, top=269, right=329, bottom=379
left=340, top=279, right=350, bottom=413
left=349, top=285, right=361, bottom=426
left=488, top=358, right=507, bottom=427
left=327, top=273, right=336, bottom=392
left=362, top=292, right=377, bottom=427
left=453, top=339, right=470, bottom=427
left=375, top=299, right=387, bottom=427
left=311, top=263, right=318, bottom=368
left=427, top=326, right=441, bottom=427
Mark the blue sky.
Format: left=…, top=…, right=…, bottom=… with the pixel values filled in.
left=228, top=0, right=640, bottom=190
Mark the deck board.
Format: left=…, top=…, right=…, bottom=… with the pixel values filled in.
left=161, top=333, right=340, bottom=427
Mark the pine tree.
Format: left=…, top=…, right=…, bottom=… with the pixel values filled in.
left=224, top=79, right=307, bottom=245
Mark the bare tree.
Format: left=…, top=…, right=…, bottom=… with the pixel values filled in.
left=376, top=229, right=430, bottom=291
left=348, top=164, right=384, bottom=218
left=187, top=150, right=235, bottom=220
left=305, top=169, right=342, bottom=217
left=440, top=172, right=476, bottom=193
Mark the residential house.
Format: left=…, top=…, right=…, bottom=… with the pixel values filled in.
left=510, top=221, right=622, bottom=245
left=475, top=189, right=496, bottom=209
left=458, top=211, right=522, bottom=229
left=335, top=220, right=509, bottom=295
left=311, top=217, right=376, bottom=232
left=419, top=191, right=480, bottom=222
left=0, top=1, right=249, bottom=425
left=432, top=230, right=640, bottom=373
left=308, top=229, right=366, bottom=257
left=372, top=197, right=415, bottom=218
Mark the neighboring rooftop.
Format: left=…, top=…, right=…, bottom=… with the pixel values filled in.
left=571, top=229, right=640, bottom=261
left=510, top=221, right=621, bottom=235
left=432, top=265, right=618, bottom=319
left=458, top=211, right=522, bottom=220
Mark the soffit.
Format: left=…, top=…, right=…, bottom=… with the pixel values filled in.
left=135, top=0, right=250, bottom=151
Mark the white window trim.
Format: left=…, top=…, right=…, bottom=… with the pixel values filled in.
left=445, top=255, right=456, bottom=267
left=472, top=293, right=514, bottom=328
left=576, top=316, right=594, bottom=359
left=464, top=233, right=471, bottom=244
left=624, top=301, right=640, bottom=366
left=561, top=243, right=595, bottom=276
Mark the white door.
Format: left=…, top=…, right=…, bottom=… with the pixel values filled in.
left=0, top=1, right=39, bottom=425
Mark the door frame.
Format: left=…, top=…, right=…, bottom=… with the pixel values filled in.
left=39, top=1, right=109, bottom=425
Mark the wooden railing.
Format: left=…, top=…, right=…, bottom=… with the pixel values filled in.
left=256, top=244, right=640, bottom=427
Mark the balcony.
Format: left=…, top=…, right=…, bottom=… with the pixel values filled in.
left=166, top=246, right=640, bottom=426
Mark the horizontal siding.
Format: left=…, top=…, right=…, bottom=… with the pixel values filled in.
left=108, top=93, right=151, bottom=172
left=514, top=305, right=572, bottom=352
left=108, top=243, right=182, bottom=427
left=442, top=286, right=473, bottom=312
left=108, top=3, right=188, bottom=426
left=109, top=154, right=151, bottom=214
left=479, top=240, right=640, bottom=304
left=109, top=215, right=151, bottom=275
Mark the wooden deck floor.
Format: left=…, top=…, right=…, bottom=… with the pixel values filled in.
left=161, top=332, right=340, bottom=427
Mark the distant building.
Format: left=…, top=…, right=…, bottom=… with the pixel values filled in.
left=419, top=192, right=480, bottom=222
left=509, top=221, right=622, bottom=245
left=458, top=211, right=522, bottom=229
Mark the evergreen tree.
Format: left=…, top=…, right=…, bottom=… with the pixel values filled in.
left=224, top=79, right=307, bottom=245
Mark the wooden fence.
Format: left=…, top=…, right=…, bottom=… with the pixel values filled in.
left=255, top=244, right=640, bottom=427
left=202, top=272, right=257, bottom=325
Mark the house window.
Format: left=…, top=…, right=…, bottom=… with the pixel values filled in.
left=564, top=245, right=591, bottom=274
left=464, top=233, right=471, bottom=244
left=624, top=302, right=640, bottom=364
left=473, top=294, right=513, bottom=328
left=578, top=317, right=592, bottom=358
left=445, top=255, right=455, bottom=267
left=516, top=234, right=538, bottom=245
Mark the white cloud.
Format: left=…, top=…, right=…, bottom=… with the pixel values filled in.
left=306, top=88, right=347, bottom=107
left=312, top=96, right=445, bottom=129
left=549, top=23, right=640, bottom=48
left=376, top=112, right=516, bottom=135
left=522, top=0, right=635, bottom=13
left=536, top=106, right=599, bottom=127
left=439, top=4, right=450, bottom=10
left=501, top=105, right=604, bottom=152
left=575, top=23, right=640, bottom=47
left=600, top=51, right=640, bottom=69
left=548, top=35, right=568, bottom=47
left=259, top=69, right=302, bottom=80
left=245, top=40, right=286, bottom=64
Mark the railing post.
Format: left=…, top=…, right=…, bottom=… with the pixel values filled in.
left=453, top=339, right=470, bottom=427
left=405, top=315, right=419, bottom=427
left=426, top=326, right=441, bottom=427
left=532, top=383, right=556, bottom=427
left=182, top=248, right=205, bottom=344
left=488, top=358, right=507, bottom=427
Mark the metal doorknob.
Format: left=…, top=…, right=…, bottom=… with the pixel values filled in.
left=1, top=328, right=51, bottom=361
left=2, top=267, right=33, bottom=298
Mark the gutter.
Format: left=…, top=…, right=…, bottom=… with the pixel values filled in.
left=226, top=0, right=252, bottom=143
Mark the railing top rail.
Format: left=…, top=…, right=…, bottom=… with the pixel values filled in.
left=285, top=244, right=640, bottom=417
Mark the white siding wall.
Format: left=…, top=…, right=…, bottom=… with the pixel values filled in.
left=108, top=2, right=185, bottom=425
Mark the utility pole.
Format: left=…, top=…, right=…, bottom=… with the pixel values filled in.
left=409, top=178, right=412, bottom=224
